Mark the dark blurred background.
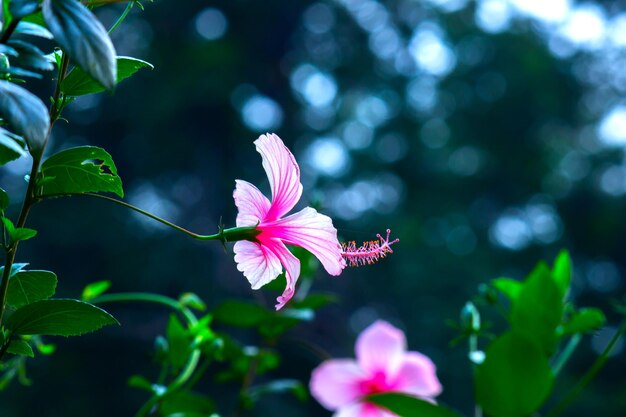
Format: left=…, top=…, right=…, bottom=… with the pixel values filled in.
left=3, top=0, right=626, bottom=415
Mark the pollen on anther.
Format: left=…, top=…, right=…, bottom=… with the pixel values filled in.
left=341, top=229, right=399, bottom=267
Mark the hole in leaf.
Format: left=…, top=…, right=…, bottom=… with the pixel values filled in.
left=81, top=159, right=114, bottom=175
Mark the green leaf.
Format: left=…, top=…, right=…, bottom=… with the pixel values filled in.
left=6, top=339, right=34, bottom=357
left=492, top=277, right=523, bottom=301
left=9, top=0, right=40, bottom=20
left=159, top=392, right=214, bottom=416
left=12, top=227, right=37, bottom=242
left=81, top=280, right=111, bottom=301
left=2, top=217, right=37, bottom=242
left=248, top=379, right=308, bottom=402
left=6, top=299, right=119, bottom=336
left=127, top=375, right=155, bottom=392
left=475, top=332, right=554, bottom=417
left=7, top=270, right=57, bottom=309
left=258, top=308, right=313, bottom=339
left=368, top=393, right=462, bottom=417
left=561, top=308, right=606, bottom=335
left=42, top=0, right=116, bottom=90
left=62, top=57, right=153, bottom=96
left=37, top=146, right=124, bottom=197
left=0, top=80, right=50, bottom=154
left=553, top=250, right=572, bottom=299
left=290, top=293, right=338, bottom=310
left=166, top=315, right=190, bottom=371
left=0, top=127, right=27, bottom=166
left=0, top=187, right=9, bottom=210
left=213, top=300, right=271, bottom=328
left=510, top=262, right=563, bottom=354
left=179, top=292, right=206, bottom=311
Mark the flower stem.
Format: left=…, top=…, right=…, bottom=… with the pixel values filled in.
left=0, top=18, right=21, bottom=44
left=38, top=192, right=259, bottom=243
left=544, top=319, right=626, bottom=417
left=108, top=1, right=134, bottom=33
left=91, top=292, right=196, bottom=324
left=552, top=334, right=582, bottom=376
left=0, top=52, right=70, bottom=332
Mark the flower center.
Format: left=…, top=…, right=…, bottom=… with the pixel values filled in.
left=360, top=370, right=391, bottom=395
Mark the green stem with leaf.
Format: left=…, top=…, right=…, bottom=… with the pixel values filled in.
left=0, top=52, right=70, bottom=331
left=92, top=292, right=204, bottom=417
left=545, top=319, right=626, bottom=417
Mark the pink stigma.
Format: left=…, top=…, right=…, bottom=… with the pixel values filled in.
left=341, top=229, right=399, bottom=268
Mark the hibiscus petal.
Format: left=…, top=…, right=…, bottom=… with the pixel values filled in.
left=254, top=133, right=303, bottom=220
left=392, top=352, right=442, bottom=399
left=335, top=402, right=398, bottom=417
left=233, top=179, right=271, bottom=227
left=266, top=207, right=345, bottom=275
left=266, top=239, right=301, bottom=310
left=309, top=359, right=365, bottom=411
left=233, top=240, right=282, bottom=290
left=356, top=321, right=406, bottom=376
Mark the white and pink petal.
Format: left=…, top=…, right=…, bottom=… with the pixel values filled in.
left=356, top=321, right=406, bottom=377
left=254, top=133, right=303, bottom=221
left=233, top=179, right=271, bottom=227
left=266, top=207, right=345, bottom=276
left=309, top=359, right=366, bottom=411
left=392, top=352, right=442, bottom=399
left=233, top=240, right=282, bottom=290
left=263, top=238, right=301, bottom=310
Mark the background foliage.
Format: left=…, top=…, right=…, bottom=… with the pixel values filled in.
left=2, top=0, right=626, bottom=415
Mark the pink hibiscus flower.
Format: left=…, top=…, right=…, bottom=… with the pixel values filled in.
left=310, top=320, right=442, bottom=417
left=233, top=133, right=345, bottom=310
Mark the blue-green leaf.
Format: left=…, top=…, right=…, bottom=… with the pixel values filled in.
left=42, top=0, right=116, bottom=90
left=0, top=80, right=50, bottom=154
left=9, top=0, right=40, bottom=20
left=14, top=21, right=54, bottom=39
left=8, top=40, right=54, bottom=71
left=37, top=146, right=124, bottom=197
left=6, top=299, right=119, bottom=336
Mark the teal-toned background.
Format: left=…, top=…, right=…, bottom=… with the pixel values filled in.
left=3, top=0, right=626, bottom=415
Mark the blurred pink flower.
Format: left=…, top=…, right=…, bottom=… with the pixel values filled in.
left=233, top=133, right=345, bottom=310
left=310, top=320, right=442, bottom=417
